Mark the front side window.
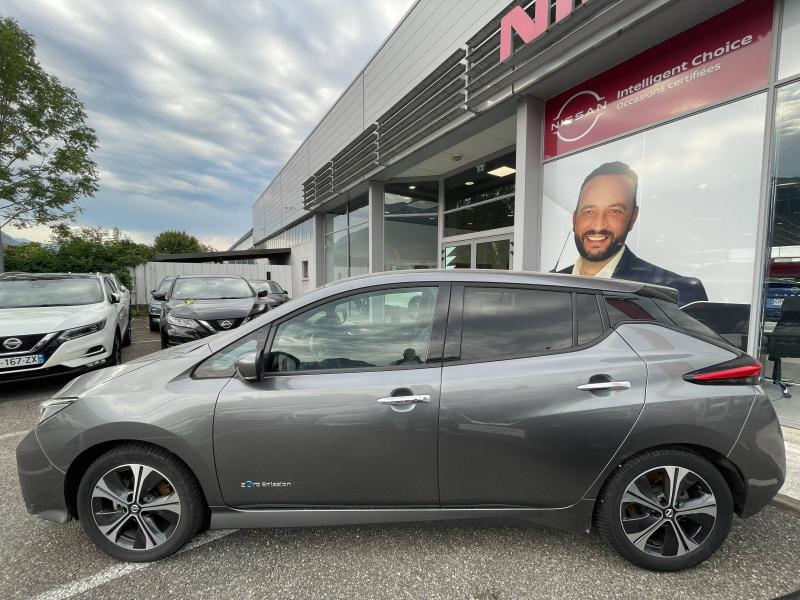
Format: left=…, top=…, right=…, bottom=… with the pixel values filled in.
left=267, top=287, right=439, bottom=372
left=172, top=278, right=254, bottom=300
left=460, top=287, right=573, bottom=361
left=194, top=327, right=269, bottom=378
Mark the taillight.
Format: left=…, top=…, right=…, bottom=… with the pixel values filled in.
left=683, top=355, right=762, bottom=385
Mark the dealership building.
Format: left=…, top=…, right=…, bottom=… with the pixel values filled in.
left=247, top=0, right=800, bottom=425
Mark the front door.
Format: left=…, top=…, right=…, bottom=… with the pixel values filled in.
left=213, top=284, right=447, bottom=508
left=442, top=234, right=512, bottom=270
left=438, top=286, right=647, bottom=507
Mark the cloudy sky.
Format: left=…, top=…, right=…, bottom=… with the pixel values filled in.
left=2, top=0, right=415, bottom=249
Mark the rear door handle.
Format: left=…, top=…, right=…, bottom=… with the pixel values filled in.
left=577, top=381, right=631, bottom=391
left=377, top=394, right=431, bottom=405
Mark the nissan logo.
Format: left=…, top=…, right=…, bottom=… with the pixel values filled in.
left=3, top=338, right=22, bottom=350
left=219, top=320, right=233, bottom=329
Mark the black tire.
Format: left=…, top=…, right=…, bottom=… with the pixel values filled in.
left=106, top=333, right=122, bottom=367
left=149, top=317, right=158, bottom=332
left=76, top=442, right=207, bottom=562
left=122, top=315, right=132, bottom=347
left=595, top=448, right=733, bottom=571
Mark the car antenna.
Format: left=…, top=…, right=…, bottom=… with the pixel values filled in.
left=552, top=229, right=572, bottom=273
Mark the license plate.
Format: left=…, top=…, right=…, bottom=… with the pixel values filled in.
left=0, top=354, right=45, bottom=369
left=769, top=298, right=784, bottom=307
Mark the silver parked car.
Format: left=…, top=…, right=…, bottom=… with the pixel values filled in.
left=16, top=271, right=785, bottom=570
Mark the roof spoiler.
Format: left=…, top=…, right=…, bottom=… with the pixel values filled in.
left=636, top=283, right=679, bottom=303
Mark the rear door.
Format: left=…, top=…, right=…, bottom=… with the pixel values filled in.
left=213, top=284, right=449, bottom=507
left=438, top=285, right=647, bottom=507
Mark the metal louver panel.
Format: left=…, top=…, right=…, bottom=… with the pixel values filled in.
left=377, top=49, right=468, bottom=164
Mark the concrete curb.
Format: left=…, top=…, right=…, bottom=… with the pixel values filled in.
left=770, top=493, right=800, bottom=516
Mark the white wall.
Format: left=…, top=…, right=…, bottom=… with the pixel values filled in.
left=130, top=262, right=292, bottom=306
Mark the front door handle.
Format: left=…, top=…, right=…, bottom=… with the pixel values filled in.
left=377, top=394, right=431, bottom=405
left=577, top=381, right=631, bottom=391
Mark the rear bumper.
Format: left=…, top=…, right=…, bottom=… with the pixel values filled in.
left=16, top=430, right=70, bottom=524
left=728, top=393, right=786, bottom=518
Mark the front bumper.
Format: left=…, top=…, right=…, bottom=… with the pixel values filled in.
left=728, top=393, right=786, bottom=517
left=0, top=329, right=112, bottom=381
left=16, top=430, right=70, bottom=524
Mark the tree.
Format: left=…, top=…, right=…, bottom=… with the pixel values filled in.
left=0, top=18, right=99, bottom=272
left=153, top=230, right=213, bottom=255
left=5, top=225, right=153, bottom=287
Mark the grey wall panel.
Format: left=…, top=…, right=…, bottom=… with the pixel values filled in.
left=281, top=145, right=311, bottom=227
left=363, top=0, right=509, bottom=124
left=308, top=75, right=365, bottom=172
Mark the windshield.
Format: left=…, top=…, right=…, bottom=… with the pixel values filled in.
left=267, top=281, right=284, bottom=293
left=0, top=278, right=104, bottom=308
left=172, top=278, right=254, bottom=300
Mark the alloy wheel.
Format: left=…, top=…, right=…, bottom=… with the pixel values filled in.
left=620, top=465, right=717, bottom=558
left=91, top=463, right=182, bottom=551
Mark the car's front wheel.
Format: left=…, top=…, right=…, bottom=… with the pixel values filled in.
left=76, top=443, right=207, bottom=562
left=595, top=448, right=733, bottom=571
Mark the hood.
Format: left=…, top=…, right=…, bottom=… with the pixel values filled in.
left=166, top=298, right=262, bottom=319
left=53, top=340, right=212, bottom=398
left=0, top=303, right=108, bottom=336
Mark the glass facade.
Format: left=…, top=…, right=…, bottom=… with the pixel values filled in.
left=324, top=195, right=370, bottom=282
left=779, top=0, right=800, bottom=80
left=384, top=182, right=438, bottom=270
left=760, top=80, right=800, bottom=426
left=257, top=217, right=313, bottom=250
left=444, top=151, right=516, bottom=238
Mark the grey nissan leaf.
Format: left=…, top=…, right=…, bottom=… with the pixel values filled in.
left=16, top=271, right=785, bottom=571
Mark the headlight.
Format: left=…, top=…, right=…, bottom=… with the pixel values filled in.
left=167, top=314, right=197, bottom=328
left=39, top=398, right=77, bottom=423
left=59, top=319, right=106, bottom=341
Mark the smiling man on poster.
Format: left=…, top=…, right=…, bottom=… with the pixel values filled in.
left=558, top=161, right=708, bottom=306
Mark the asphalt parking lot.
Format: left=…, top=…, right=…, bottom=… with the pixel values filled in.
left=1, top=317, right=799, bottom=600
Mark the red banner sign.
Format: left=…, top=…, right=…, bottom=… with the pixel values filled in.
left=543, top=0, right=773, bottom=159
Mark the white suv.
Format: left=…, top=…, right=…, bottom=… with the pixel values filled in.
left=0, top=272, right=131, bottom=381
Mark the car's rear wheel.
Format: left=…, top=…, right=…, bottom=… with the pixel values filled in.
left=595, top=449, right=733, bottom=571
left=77, top=443, right=207, bottom=562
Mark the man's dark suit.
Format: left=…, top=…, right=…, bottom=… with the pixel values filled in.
left=559, top=246, right=708, bottom=306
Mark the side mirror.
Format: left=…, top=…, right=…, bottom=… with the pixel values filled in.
left=110, top=292, right=121, bottom=304
left=257, top=289, right=269, bottom=297
left=234, top=350, right=261, bottom=382
left=152, top=292, right=167, bottom=301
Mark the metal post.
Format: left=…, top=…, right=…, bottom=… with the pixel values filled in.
left=368, top=181, right=385, bottom=273
left=513, top=95, right=545, bottom=272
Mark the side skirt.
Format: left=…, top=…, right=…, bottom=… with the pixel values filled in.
left=210, top=500, right=595, bottom=532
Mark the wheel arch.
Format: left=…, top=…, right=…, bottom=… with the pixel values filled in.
left=64, top=439, right=210, bottom=520
left=590, top=443, right=747, bottom=527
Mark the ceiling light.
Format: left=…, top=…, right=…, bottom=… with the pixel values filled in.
left=408, top=185, right=416, bottom=190
left=488, top=166, right=516, bottom=177
left=465, top=181, right=474, bottom=186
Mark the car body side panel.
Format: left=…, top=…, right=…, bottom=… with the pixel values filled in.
left=582, top=323, right=757, bottom=500
left=35, top=357, right=228, bottom=507
left=439, top=331, right=647, bottom=508
left=728, top=392, right=786, bottom=516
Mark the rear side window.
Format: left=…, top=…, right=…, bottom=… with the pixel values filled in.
left=460, top=287, right=573, bottom=361
left=605, top=297, right=662, bottom=325
left=653, top=299, right=729, bottom=344
left=576, top=294, right=604, bottom=345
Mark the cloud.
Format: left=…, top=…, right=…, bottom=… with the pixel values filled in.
left=2, top=0, right=414, bottom=248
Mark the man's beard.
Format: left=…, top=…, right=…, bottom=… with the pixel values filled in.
left=575, top=229, right=628, bottom=262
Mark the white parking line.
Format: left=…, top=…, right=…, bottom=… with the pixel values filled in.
left=0, top=430, right=27, bottom=440
left=32, top=529, right=238, bottom=600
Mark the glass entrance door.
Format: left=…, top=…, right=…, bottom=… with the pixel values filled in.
left=442, top=235, right=512, bottom=270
